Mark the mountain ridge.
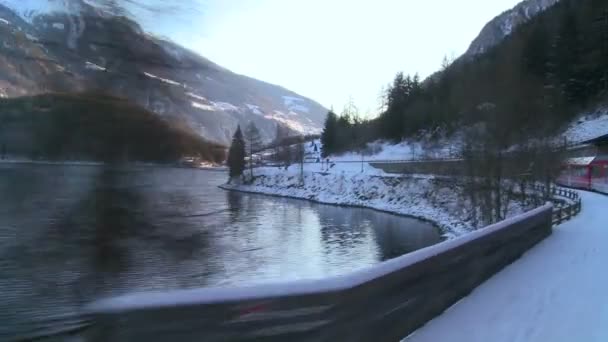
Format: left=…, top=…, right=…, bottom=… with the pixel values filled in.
left=0, top=0, right=327, bottom=145
left=465, top=0, right=561, bottom=57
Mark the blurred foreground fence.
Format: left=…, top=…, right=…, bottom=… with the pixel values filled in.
left=86, top=204, right=553, bottom=342
left=531, top=185, right=582, bottom=225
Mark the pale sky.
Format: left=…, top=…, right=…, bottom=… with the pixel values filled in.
left=135, top=0, right=522, bottom=114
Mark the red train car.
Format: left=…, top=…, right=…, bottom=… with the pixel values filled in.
left=558, top=155, right=608, bottom=193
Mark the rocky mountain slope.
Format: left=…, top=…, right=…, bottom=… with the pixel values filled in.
left=0, top=0, right=327, bottom=145
left=465, top=0, right=560, bottom=57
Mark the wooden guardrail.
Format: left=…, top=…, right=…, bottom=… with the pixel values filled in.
left=531, top=185, right=582, bottom=225
left=86, top=205, right=553, bottom=342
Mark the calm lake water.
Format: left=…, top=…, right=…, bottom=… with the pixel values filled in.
left=0, top=163, right=442, bottom=339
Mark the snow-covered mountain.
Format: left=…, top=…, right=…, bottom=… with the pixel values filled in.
left=464, top=0, right=560, bottom=57
left=0, top=0, right=326, bottom=144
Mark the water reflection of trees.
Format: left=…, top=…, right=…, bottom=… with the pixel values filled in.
left=314, top=204, right=441, bottom=261
left=226, top=190, right=243, bottom=224
left=85, top=166, right=214, bottom=291
left=0, top=164, right=444, bottom=337
left=1, top=165, right=216, bottom=317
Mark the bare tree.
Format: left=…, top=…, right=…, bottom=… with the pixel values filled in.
left=294, top=142, right=305, bottom=183
left=244, top=122, right=263, bottom=179
left=273, top=124, right=292, bottom=168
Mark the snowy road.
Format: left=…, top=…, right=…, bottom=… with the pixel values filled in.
left=405, top=190, right=608, bottom=342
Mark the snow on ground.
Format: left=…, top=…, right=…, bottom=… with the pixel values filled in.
left=324, top=137, right=461, bottom=163
left=404, top=190, right=608, bottom=342
left=0, top=17, right=10, bottom=25
left=222, top=163, right=470, bottom=237
left=563, top=108, right=608, bottom=143
left=237, top=140, right=542, bottom=237
left=52, top=22, right=64, bottom=30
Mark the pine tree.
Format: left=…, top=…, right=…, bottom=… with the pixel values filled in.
left=294, top=141, right=305, bottom=183
left=244, top=122, right=263, bottom=178
left=555, top=10, right=584, bottom=104
left=382, top=72, right=414, bottom=141
left=273, top=123, right=291, bottom=166
left=227, top=125, right=245, bottom=179
left=320, top=110, right=338, bottom=157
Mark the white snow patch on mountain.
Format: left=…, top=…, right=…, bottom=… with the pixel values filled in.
left=191, top=101, right=215, bottom=112
left=160, top=44, right=184, bottom=61
left=25, top=33, right=38, bottom=41
left=282, top=95, right=310, bottom=113
left=501, top=14, right=515, bottom=35
left=245, top=104, right=263, bottom=115
left=85, top=61, right=105, bottom=71
left=143, top=72, right=182, bottom=87
left=266, top=114, right=320, bottom=135
left=186, top=92, right=207, bottom=102
left=0, top=17, right=10, bottom=25
left=271, top=110, right=287, bottom=118
left=211, top=101, right=240, bottom=112
left=52, top=22, right=64, bottom=30
left=65, top=0, right=85, bottom=49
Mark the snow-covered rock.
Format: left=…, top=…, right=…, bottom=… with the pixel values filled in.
left=465, top=0, right=560, bottom=57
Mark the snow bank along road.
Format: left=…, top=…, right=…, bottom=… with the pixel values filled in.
left=405, top=190, right=608, bottom=342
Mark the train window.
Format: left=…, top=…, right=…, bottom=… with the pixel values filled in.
left=572, top=167, right=589, bottom=177
left=592, top=165, right=604, bottom=178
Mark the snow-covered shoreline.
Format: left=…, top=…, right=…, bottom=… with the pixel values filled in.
left=221, top=164, right=476, bottom=238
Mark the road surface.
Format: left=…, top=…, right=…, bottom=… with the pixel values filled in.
left=405, top=190, right=608, bottom=342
